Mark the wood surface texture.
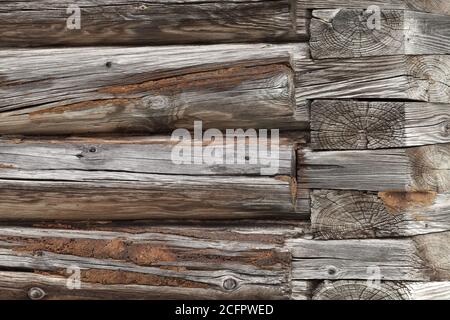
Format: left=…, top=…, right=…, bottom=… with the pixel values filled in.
left=0, top=0, right=308, bottom=47
left=0, top=0, right=449, bottom=300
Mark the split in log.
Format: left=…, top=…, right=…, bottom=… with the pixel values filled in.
left=0, top=44, right=309, bottom=135
left=310, top=9, right=450, bottom=58
left=312, top=280, right=450, bottom=300
left=0, top=0, right=307, bottom=47
left=0, top=224, right=307, bottom=300
left=311, top=190, right=450, bottom=239
left=288, top=231, right=450, bottom=281
left=295, top=55, right=450, bottom=104
left=310, top=100, right=450, bottom=150
left=299, top=144, right=450, bottom=192
left=0, top=135, right=309, bottom=220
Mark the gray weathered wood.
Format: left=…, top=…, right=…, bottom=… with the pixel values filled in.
left=289, top=231, right=450, bottom=281
left=0, top=225, right=305, bottom=300
left=295, top=55, right=450, bottom=104
left=0, top=271, right=308, bottom=300
left=311, top=190, right=450, bottom=239
left=310, top=100, right=450, bottom=150
left=0, top=0, right=307, bottom=47
left=0, top=135, right=309, bottom=220
left=0, top=44, right=310, bottom=135
left=310, top=9, right=450, bottom=58
left=299, top=144, right=450, bottom=192
left=312, top=280, right=450, bottom=300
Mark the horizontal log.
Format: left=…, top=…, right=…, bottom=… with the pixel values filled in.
left=0, top=135, right=308, bottom=220
left=298, top=0, right=450, bottom=15
left=289, top=231, right=450, bottom=281
left=0, top=224, right=307, bottom=300
left=5, top=273, right=447, bottom=300
left=311, top=190, right=450, bottom=239
left=310, top=100, right=450, bottom=150
left=310, top=9, right=450, bottom=58
left=295, top=55, right=450, bottom=104
left=299, top=144, right=450, bottom=192
left=0, top=44, right=309, bottom=135
left=0, top=271, right=307, bottom=300
left=0, top=0, right=307, bottom=47
left=312, top=280, right=450, bottom=300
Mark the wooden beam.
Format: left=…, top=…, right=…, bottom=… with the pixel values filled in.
left=289, top=231, right=450, bottom=281
left=310, top=9, right=450, bottom=58
left=0, top=224, right=304, bottom=300
left=312, top=280, right=450, bottom=300
left=295, top=55, right=450, bottom=104
left=299, top=144, right=450, bottom=192
left=310, top=100, right=450, bottom=150
left=0, top=44, right=309, bottom=135
left=0, top=0, right=307, bottom=47
left=0, top=135, right=309, bottom=220
left=311, top=190, right=450, bottom=239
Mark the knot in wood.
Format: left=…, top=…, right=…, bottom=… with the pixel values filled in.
left=28, top=287, right=46, bottom=300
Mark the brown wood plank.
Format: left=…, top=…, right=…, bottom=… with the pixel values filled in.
left=0, top=135, right=309, bottom=220
left=310, top=100, right=450, bottom=150
left=0, top=44, right=309, bottom=135
left=0, top=0, right=307, bottom=47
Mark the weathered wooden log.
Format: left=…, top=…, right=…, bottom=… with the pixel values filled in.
left=0, top=0, right=307, bottom=47
left=0, top=224, right=311, bottom=300
left=310, top=100, right=450, bottom=150
left=311, top=190, right=450, bottom=239
left=298, top=0, right=450, bottom=15
left=289, top=231, right=450, bottom=281
left=0, top=135, right=309, bottom=220
left=298, top=144, right=450, bottom=192
left=312, top=280, right=450, bottom=300
left=295, top=55, right=450, bottom=104
left=0, top=44, right=309, bottom=135
left=310, top=9, right=450, bottom=58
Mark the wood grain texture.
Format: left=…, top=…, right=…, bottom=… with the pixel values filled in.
left=310, top=9, right=450, bottom=58
left=0, top=0, right=307, bottom=47
left=0, top=271, right=308, bottom=300
left=311, top=190, right=450, bottom=239
left=289, top=231, right=450, bottom=281
left=0, top=135, right=309, bottom=220
left=298, top=0, right=450, bottom=15
left=299, top=144, right=450, bottom=192
left=312, top=280, right=450, bottom=300
left=0, top=225, right=306, bottom=300
left=310, top=100, right=450, bottom=150
left=295, top=55, right=450, bottom=104
left=0, top=44, right=310, bottom=135
left=310, top=9, right=405, bottom=59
